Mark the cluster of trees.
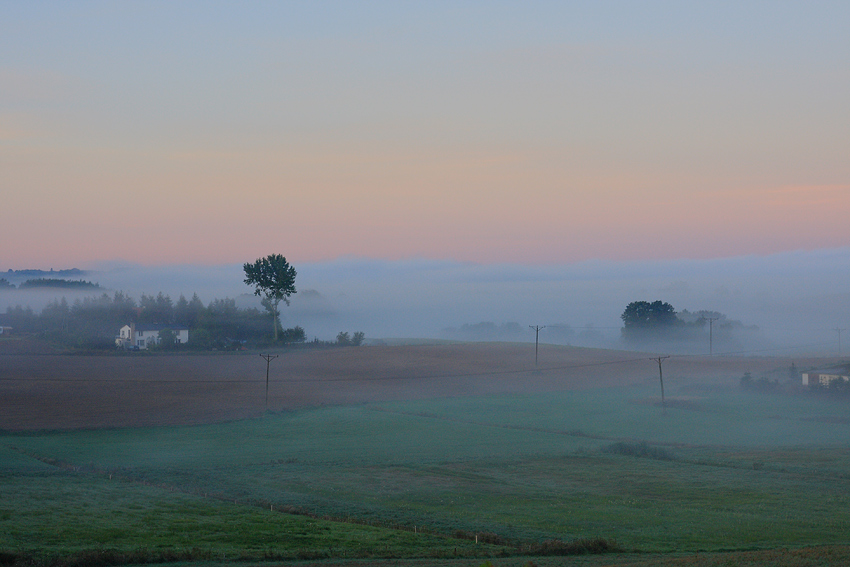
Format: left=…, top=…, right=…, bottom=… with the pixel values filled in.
left=620, top=300, right=757, bottom=343
left=678, top=309, right=759, bottom=332
left=1, top=291, right=306, bottom=350
left=336, top=331, right=366, bottom=346
left=620, top=300, right=688, bottom=343
left=621, top=301, right=678, bottom=331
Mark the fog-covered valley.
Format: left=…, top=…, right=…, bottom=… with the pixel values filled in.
left=3, top=247, right=849, bottom=356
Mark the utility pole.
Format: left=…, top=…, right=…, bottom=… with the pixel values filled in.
left=705, top=317, right=719, bottom=355
left=653, top=356, right=670, bottom=413
left=836, top=328, right=846, bottom=356
left=529, top=325, right=546, bottom=367
left=259, top=353, right=278, bottom=409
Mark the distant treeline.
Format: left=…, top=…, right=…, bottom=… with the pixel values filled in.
left=1, top=291, right=307, bottom=350
left=442, top=321, right=525, bottom=342
left=5, top=268, right=88, bottom=278
left=439, top=321, right=605, bottom=346
left=0, top=277, right=100, bottom=290
left=17, top=278, right=101, bottom=290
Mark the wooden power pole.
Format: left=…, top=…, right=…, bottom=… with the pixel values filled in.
left=529, top=325, right=546, bottom=366
left=653, top=356, right=670, bottom=413
left=705, top=317, right=719, bottom=355
left=259, top=353, right=278, bottom=409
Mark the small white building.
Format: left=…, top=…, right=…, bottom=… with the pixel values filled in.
left=802, top=371, right=850, bottom=387
left=116, top=323, right=189, bottom=350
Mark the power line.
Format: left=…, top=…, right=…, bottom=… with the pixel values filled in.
left=0, top=355, right=652, bottom=384
left=0, top=339, right=841, bottom=387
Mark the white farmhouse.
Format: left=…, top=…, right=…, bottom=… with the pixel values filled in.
left=116, top=323, right=189, bottom=350
left=802, top=370, right=850, bottom=387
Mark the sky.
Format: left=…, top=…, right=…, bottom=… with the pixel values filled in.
left=2, top=1, right=849, bottom=268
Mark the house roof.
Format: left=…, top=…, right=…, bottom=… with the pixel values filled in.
left=133, top=324, right=189, bottom=332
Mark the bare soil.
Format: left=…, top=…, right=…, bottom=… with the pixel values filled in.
left=0, top=338, right=830, bottom=431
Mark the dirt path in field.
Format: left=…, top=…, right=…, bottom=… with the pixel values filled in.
left=0, top=339, right=832, bottom=431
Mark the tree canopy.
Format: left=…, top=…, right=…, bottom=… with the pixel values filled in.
left=621, top=300, right=678, bottom=329
left=243, top=254, right=297, bottom=341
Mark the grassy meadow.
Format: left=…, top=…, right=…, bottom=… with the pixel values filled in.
left=2, top=352, right=850, bottom=566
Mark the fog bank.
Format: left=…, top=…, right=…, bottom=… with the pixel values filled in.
left=2, top=248, right=849, bottom=355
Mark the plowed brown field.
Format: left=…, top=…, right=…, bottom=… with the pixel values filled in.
left=0, top=338, right=824, bottom=431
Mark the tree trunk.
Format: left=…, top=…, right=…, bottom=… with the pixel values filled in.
left=272, top=299, right=280, bottom=341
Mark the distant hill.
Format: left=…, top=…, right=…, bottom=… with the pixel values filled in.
left=6, top=268, right=88, bottom=278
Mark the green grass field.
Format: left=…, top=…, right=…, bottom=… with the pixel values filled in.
left=3, top=376, right=850, bottom=566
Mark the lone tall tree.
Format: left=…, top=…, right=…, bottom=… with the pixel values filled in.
left=243, top=254, right=297, bottom=341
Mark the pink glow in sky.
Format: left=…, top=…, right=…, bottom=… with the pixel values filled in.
left=2, top=2, right=849, bottom=268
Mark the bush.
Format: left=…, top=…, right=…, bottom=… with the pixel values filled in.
left=740, top=372, right=780, bottom=392
left=336, top=331, right=365, bottom=346
left=523, top=537, right=623, bottom=556
left=279, top=326, right=306, bottom=344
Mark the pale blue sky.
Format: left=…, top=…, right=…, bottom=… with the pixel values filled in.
left=2, top=1, right=849, bottom=266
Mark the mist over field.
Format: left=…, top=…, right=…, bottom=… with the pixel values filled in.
left=3, top=247, right=849, bottom=355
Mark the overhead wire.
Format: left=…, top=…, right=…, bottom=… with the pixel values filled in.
left=0, top=336, right=841, bottom=385
left=0, top=354, right=653, bottom=384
